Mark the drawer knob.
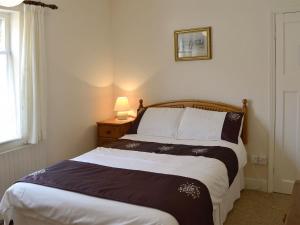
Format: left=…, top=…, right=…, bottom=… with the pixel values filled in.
left=106, top=130, right=111, bottom=135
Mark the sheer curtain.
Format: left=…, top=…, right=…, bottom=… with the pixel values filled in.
left=0, top=46, right=20, bottom=143
left=0, top=12, right=20, bottom=144
left=21, top=5, right=46, bottom=144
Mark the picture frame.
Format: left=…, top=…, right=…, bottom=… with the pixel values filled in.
left=174, top=27, right=212, bottom=61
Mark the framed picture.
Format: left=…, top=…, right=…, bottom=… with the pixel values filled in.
left=174, top=27, right=212, bottom=61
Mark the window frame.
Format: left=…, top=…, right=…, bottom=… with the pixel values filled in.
left=0, top=12, right=10, bottom=54
left=0, top=10, right=25, bottom=153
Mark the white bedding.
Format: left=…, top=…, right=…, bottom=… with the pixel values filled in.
left=0, top=134, right=247, bottom=225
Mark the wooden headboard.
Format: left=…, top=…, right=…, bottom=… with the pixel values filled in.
left=137, top=99, right=248, bottom=144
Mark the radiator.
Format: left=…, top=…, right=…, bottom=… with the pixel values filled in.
left=0, top=144, right=46, bottom=198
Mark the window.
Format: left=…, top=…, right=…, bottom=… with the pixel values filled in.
left=0, top=11, right=21, bottom=146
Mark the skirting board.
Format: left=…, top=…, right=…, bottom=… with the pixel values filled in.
left=245, top=178, right=268, bottom=192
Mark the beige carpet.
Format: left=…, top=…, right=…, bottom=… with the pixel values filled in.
left=225, top=190, right=292, bottom=225
left=0, top=190, right=292, bottom=225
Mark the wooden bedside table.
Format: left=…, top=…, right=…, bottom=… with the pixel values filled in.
left=97, top=117, right=134, bottom=146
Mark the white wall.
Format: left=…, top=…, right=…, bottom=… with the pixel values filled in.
left=0, top=0, right=114, bottom=196
left=111, top=0, right=300, bottom=184
left=44, top=0, right=114, bottom=164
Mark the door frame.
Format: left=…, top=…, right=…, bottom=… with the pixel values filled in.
left=268, top=11, right=276, bottom=193
left=269, top=9, right=300, bottom=193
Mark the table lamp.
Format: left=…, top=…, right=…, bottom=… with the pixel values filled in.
left=114, top=97, right=130, bottom=120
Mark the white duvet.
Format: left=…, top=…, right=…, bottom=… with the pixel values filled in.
left=0, top=134, right=247, bottom=225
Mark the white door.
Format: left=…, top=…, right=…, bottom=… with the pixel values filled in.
left=274, top=12, right=300, bottom=194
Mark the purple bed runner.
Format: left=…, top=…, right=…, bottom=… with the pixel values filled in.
left=106, top=139, right=239, bottom=185
left=19, top=160, right=213, bottom=225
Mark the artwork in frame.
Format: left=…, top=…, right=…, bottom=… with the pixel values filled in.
left=174, top=27, right=212, bottom=61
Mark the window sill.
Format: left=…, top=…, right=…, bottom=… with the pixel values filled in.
left=0, top=139, right=29, bottom=155
left=0, top=137, right=21, bottom=145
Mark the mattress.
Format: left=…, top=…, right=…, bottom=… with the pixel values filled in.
left=0, top=134, right=247, bottom=225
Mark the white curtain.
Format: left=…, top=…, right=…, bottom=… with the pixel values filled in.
left=21, top=5, right=46, bottom=144
left=0, top=46, right=20, bottom=143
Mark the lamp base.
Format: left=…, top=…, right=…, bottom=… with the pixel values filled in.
left=116, top=111, right=128, bottom=120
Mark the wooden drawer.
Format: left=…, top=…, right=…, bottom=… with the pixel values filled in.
left=98, top=125, right=122, bottom=138
left=99, top=137, right=117, bottom=146
left=97, top=118, right=134, bottom=147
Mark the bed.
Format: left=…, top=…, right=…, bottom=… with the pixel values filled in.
left=0, top=99, right=248, bottom=225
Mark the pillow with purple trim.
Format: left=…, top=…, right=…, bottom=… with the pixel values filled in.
left=221, top=112, right=244, bottom=144
left=177, top=108, right=244, bottom=144
left=127, top=108, right=148, bottom=134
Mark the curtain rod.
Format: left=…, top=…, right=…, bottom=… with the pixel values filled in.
left=23, top=1, right=58, bottom=10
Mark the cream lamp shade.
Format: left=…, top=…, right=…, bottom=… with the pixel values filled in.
left=0, top=0, right=23, bottom=7
left=114, top=97, right=130, bottom=120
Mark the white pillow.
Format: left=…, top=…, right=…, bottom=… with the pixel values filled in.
left=177, top=107, right=227, bottom=140
left=137, top=107, right=184, bottom=138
